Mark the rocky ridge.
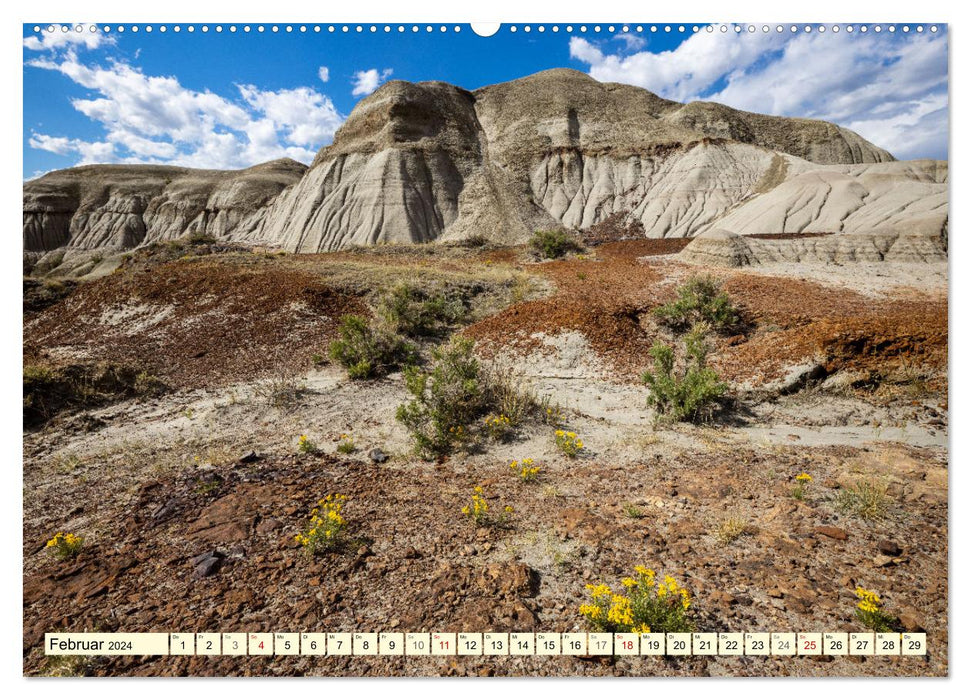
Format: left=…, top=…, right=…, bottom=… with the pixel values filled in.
left=24, top=69, right=946, bottom=266
left=24, top=159, right=306, bottom=263
left=680, top=224, right=948, bottom=268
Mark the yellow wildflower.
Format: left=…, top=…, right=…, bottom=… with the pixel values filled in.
left=586, top=583, right=612, bottom=598
left=579, top=604, right=602, bottom=618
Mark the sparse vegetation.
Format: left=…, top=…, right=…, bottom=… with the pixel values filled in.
left=42, top=653, right=97, bottom=677
left=167, top=232, right=216, bottom=249
left=580, top=568, right=693, bottom=634
left=184, top=232, right=217, bottom=246
left=642, top=324, right=727, bottom=423
left=715, top=515, right=754, bottom=544
left=52, top=453, right=83, bottom=474
left=623, top=503, right=645, bottom=519
left=23, top=277, right=77, bottom=313
left=24, top=362, right=167, bottom=428
left=396, top=336, right=489, bottom=458
left=834, top=480, right=891, bottom=520
left=193, top=476, right=222, bottom=496
left=530, top=229, right=584, bottom=260
left=294, top=495, right=348, bottom=554
left=460, top=485, right=514, bottom=528
left=654, top=276, right=740, bottom=333
left=509, top=275, right=538, bottom=304
left=255, top=371, right=307, bottom=408
left=329, top=314, right=416, bottom=380
left=483, top=366, right=544, bottom=427
left=869, top=364, right=936, bottom=401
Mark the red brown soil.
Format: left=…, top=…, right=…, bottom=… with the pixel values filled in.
left=465, top=243, right=948, bottom=385
left=717, top=276, right=947, bottom=383
left=24, top=258, right=365, bottom=389
left=465, top=243, right=675, bottom=373
left=23, top=445, right=947, bottom=676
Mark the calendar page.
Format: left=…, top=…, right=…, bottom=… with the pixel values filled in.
left=21, top=14, right=948, bottom=680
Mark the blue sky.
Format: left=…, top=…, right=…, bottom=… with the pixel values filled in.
left=23, top=23, right=949, bottom=179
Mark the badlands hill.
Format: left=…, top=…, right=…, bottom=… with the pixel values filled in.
left=24, top=68, right=947, bottom=266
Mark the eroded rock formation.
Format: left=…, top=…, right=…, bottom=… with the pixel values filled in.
left=24, top=159, right=306, bottom=252
left=24, top=68, right=947, bottom=262
left=680, top=224, right=948, bottom=267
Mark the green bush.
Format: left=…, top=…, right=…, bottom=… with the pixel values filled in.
left=376, top=283, right=465, bottom=339
left=529, top=229, right=584, bottom=260
left=654, top=277, right=740, bottom=333
left=642, top=325, right=727, bottom=423
left=328, top=314, right=416, bottom=380
left=396, top=336, right=490, bottom=458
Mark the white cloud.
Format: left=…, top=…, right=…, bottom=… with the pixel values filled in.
left=318, top=66, right=330, bottom=83
left=351, top=68, right=393, bottom=97
left=26, top=52, right=346, bottom=170
left=23, top=24, right=112, bottom=52
left=613, top=33, right=647, bottom=52
left=569, top=32, right=787, bottom=103
left=28, top=133, right=73, bottom=155
left=846, top=94, right=949, bottom=161
left=569, top=38, right=604, bottom=66
left=29, top=132, right=115, bottom=164
left=238, top=85, right=343, bottom=146
left=569, top=29, right=948, bottom=160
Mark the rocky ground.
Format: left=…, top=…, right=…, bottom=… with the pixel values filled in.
left=22, top=239, right=948, bottom=677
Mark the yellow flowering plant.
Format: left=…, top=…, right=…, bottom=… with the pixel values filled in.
left=336, top=433, right=356, bottom=455
left=854, top=587, right=897, bottom=632
left=580, top=567, right=693, bottom=633
left=45, top=532, right=83, bottom=560
left=542, top=401, right=565, bottom=427
left=554, top=430, right=584, bottom=457
left=294, top=494, right=348, bottom=554
left=483, top=413, right=513, bottom=442
left=791, top=472, right=813, bottom=500
left=461, top=486, right=514, bottom=528
left=297, top=434, right=319, bottom=455
left=510, top=458, right=541, bottom=483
